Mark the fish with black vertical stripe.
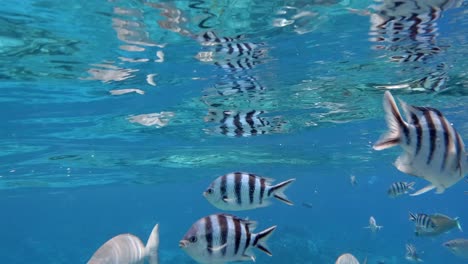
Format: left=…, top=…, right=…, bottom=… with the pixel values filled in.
left=204, top=172, right=295, bottom=211
left=373, top=91, right=468, bottom=196
left=179, top=213, right=276, bottom=264
left=387, top=181, right=415, bottom=198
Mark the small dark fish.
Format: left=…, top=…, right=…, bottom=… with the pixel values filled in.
left=373, top=91, right=467, bottom=196
left=180, top=214, right=276, bottom=264
left=301, top=202, right=313, bottom=208
left=203, top=172, right=295, bottom=211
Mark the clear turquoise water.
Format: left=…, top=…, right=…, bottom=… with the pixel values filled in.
left=0, top=0, right=467, bottom=263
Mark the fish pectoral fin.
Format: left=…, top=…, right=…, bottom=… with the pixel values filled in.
left=222, top=196, right=234, bottom=203
left=208, top=243, right=227, bottom=252
left=241, top=254, right=255, bottom=262
left=410, top=184, right=436, bottom=196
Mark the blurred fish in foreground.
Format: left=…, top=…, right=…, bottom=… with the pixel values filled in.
left=405, top=243, right=423, bottom=262
left=203, top=172, right=295, bottom=211
left=335, top=253, right=367, bottom=264
left=415, top=213, right=462, bottom=237
left=373, top=91, right=468, bottom=196
left=387, top=181, right=415, bottom=198
left=364, top=216, right=383, bottom=233
left=179, top=214, right=276, bottom=264
left=443, top=239, right=468, bottom=259
left=87, top=223, right=159, bottom=264
left=350, top=175, right=358, bottom=186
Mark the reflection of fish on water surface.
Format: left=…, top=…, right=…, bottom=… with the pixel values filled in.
left=373, top=91, right=468, bottom=196
left=204, top=110, right=287, bottom=137
left=367, top=0, right=464, bottom=92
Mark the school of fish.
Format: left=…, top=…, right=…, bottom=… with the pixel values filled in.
left=86, top=0, right=468, bottom=262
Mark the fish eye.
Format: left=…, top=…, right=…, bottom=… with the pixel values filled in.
left=189, top=236, right=197, bottom=243
left=206, top=188, right=213, bottom=194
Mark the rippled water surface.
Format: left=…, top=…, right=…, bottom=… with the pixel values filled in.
left=0, top=0, right=467, bottom=263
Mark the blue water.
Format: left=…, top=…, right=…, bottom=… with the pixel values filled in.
left=1, top=0, right=467, bottom=263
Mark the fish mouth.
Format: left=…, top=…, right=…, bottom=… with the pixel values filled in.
left=202, top=191, right=207, bottom=197
left=179, top=240, right=189, bottom=248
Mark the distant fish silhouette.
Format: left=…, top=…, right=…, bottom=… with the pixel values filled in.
left=87, top=223, right=159, bottom=264
left=364, top=216, right=383, bottom=233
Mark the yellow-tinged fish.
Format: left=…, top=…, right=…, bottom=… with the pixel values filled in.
left=443, top=239, right=468, bottom=259
left=373, top=91, right=468, bottom=196
left=415, top=213, right=462, bottom=237
left=87, top=223, right=159, bottom=264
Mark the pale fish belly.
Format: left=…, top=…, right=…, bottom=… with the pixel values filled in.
left=87, top=234, right=145, bottom=264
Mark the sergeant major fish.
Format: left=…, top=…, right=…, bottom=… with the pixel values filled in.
left=415, top=213, right=462, bottom=237
left=204, top=172, right=295, bottom=211
left=387, top=181, right=415, bottom=197
left=409, top=212, right=437, bottom=231
left=373, top=91, right=468, bottom=196
left=179, top=213, right=276, bottom=264
left=87, top=223, right=159, bottom=264
left=405, top=243, right=423, bottom=262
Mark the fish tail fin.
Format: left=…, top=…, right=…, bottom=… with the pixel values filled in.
left=363, top=256, right=368, bottom=264
left=269, top=179, right=295, bottom=205
left=373, top=91, right=407, bottom=150
left=407, top=182, right=416, bottom=190
left=410, top=184, right=436, bottom=196
left=253, top=225, right=276, bottom=256
left=455, top=217, right=463, bottom=232
left=145, top=223, right=160, bottom=264
left=409, top=212, right=417, bottom=222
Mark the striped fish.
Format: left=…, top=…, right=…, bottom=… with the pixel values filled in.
left=204, top=172, right=295, bottom=211
left=196, top=31, right=244, bottom=46
left=204, top=110, right=286, bottom=137
left=387, top=181, right=415, bottom=197
left=87, top=223, right=159, bottom=264
left=373, top=91, right=467, bottom=196
left=405, top=243, right=423, bottom=262
left=415, top=213, right=463, bottom=236
left=409, top=212, right=437, bottom=231
left=179, top=214, right=276, bottom=264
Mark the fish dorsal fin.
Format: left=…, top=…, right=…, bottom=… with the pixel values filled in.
left=398, top=99, right=427, bottom=125
left=145, top=223, right=159, bottom=264
left=410, top=184, right=436, bottom=196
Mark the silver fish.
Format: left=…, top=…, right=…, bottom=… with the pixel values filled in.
left=204, top=172, right=295, bottom=211
left=335, top=253, right=360, bottom=264
left=409, top=212, right=437, bottom=231
left=443, top=239, right=468, bottom=259
left=373, top=91, right=467, bottom=196
left=179, top=214, right=276, bottom=264
left=364, top=216, right=383, bottom=233
left=405, top=243, right=423, bottom=262
left=87, top=223, right=159, bottom=264
left=387, top=181, right=415, bottom=197
left=415, top=213, right=462, bottom=237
